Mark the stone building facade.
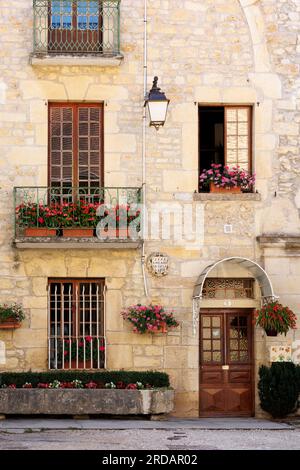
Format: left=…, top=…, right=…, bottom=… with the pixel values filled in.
left=0, top=0, right=299, bottom=417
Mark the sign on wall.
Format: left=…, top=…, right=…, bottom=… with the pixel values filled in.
left=147, top=253, right=169, bottom=277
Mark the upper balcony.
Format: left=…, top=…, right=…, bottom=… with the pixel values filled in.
left=14, top=186, right=142, bottom=249
left=31, top=0, right=123, bottom=66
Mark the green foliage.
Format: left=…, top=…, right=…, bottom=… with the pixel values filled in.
left=0, top=303, right=25, bottom=323
left=258, top=362, right=300, bottom=418
left=0, top=370, right=170, bottom=389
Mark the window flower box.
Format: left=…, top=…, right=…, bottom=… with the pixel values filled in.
left=0, top=303, right=25, bottom=329
left=24, top=227, right=57, bottom=237
left=209, top=182, right=241, bottom=193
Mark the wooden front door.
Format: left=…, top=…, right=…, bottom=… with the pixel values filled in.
left=199, top=309, right=254, bottom=417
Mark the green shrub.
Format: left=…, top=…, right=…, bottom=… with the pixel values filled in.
left=258, top=362, right=300, bottom=418
left=0, top=370, right=170, bottom=389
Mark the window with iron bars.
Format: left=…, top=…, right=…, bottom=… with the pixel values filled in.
left=48, top=279, right=105, bottom=369
left=202, top=278, right=254, bottom=299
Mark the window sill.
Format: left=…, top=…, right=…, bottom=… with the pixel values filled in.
left=30, top=54, right=124, bottom=67
left=193, top=192, right=261, bottom=201
left=13, top=237, right=141, bottom=250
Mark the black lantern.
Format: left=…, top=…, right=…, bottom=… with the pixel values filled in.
left=145, top=76, right=170, bottom=130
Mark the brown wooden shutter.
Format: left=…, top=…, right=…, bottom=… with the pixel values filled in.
left=78, top=105, right=102, bottom=189
left=225, top=106, right=251, bottom=171
left=49, top=103, right=103, bottom=191
left=49, top=105, right=74, bottom=192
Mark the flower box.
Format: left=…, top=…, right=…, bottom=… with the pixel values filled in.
left=0, top=319, right=21, bottom=329
left=101, top=228, right=129, bottom=239
left=209, top=182, right=241, bottom=193
left=62, top=228, right=94, bottom=238
left=24, top=227, right=57, bottom=237
left=0, top=389, right=175, bottom=416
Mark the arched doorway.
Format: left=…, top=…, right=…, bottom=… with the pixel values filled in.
left=192, top=257, right=277, bottom=417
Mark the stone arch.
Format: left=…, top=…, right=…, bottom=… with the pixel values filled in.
left=192, top=257, right=277, bottom=334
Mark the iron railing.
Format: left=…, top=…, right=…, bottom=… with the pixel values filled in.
left=33, top=0, right=121, bottom=56
left=14, top=186, right=142, bottom=238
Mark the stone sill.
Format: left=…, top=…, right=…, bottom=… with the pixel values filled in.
left=13, top=237, right=141, bottom=250
left=30, top=54, right=124, bottom=67
left=193, top=192, right=261, bottom=201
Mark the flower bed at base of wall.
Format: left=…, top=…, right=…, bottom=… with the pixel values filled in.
left=0, top=371, right=174, bottom=416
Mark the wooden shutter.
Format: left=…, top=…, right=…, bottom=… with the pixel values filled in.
left=78, top=105, right=102, bottom=189
left=49, top=103, right=103, bottom=191
left=225, top=106, right=251, bottom=171
left=49, top=105, right=74, bottom=192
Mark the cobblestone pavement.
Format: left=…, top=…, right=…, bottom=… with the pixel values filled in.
left=0, top=419, right=299, bottom=450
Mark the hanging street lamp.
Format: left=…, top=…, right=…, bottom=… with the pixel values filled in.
left=144, top=76, right=170, bottom=130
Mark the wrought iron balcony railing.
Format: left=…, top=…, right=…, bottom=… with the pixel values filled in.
left=14, top=186, right=142, bottom=240
left=33, top=0, right=121, bottom=56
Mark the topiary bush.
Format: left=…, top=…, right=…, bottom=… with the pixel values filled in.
left=0, top=370, right=170, bottom=389
left=258, top=362, right=300, bottom=418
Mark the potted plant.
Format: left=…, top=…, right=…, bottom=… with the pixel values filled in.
left=199, top=164, right=255, bottom=193
left=60, top=201, right=95, bottom=237
left=60, top=336, right=106, bottom=369
left=0, top=303, right=25, bottom=329
left=254, top=301, right=297, bottom=336
left=121, top=304, right=179, bottom=334
left=16, top=203, right=57, bottom=237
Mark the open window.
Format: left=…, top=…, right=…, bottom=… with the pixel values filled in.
left=199, top=105, right=252, bottom=191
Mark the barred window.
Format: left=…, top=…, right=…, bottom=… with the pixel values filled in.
left=48, top=279, right=105, bottom=370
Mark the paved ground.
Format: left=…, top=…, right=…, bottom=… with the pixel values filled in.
left=0, top=418, right=299, bottom=450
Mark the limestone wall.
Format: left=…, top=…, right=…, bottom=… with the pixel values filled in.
left=0, top=0, right=299, bottom=416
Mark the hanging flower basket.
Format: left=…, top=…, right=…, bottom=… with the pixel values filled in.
left=254, top=301, right=297, bottom=336
left=121, top=305, right=179, bottom=334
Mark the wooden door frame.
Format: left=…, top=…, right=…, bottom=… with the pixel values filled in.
left=199, top=308, right=255, bottom=417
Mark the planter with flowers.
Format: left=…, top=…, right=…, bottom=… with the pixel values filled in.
left=121, top=305, right=179, bottom=334
left=0, top=371, right=174, bottom=416
left=254, top=301, right=297, bottom=337
left=98, top=205, right=141, bottom=240
left=16, top=203, right=58, bottom=237
left=200, top=164, right=255, bottom=193
left=0, top=303, right=25, bottom=329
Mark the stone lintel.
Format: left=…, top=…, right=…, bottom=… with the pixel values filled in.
left=257, top=235, right=300, bottom=251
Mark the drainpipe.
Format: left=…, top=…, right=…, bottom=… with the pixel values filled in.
left=141, top=0, right=149, bottom=298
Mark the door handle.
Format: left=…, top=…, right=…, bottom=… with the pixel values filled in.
left=222, top=365, right=229, bottom=370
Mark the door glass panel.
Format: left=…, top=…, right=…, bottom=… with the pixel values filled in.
left=212, top=328, right=220, bottom=338
left=202, top=329, right=211, bottom=339
left=203, top=340, right=211, bottom=351
left=203, top=352, right=212, bottom=362
left=228, top=314, right=249, bottom=363
left=212, top=317, right=220, bottom=327
left=213, top=352, right=221, bottom=361
left=202, top=317, right=211, bottom=327
left=212, top=340, right=221, bottom=350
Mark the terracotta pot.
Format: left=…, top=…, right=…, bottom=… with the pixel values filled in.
left=25, top=227, right=57, bottom=237
left=209, top=182, right=241, bottom=193
left=62, top=228, right=94, bottom=238
left=0, top=320, right=21, bottom=329
left=159, top=322, right=168, bottom=333
left=265, top=329, right=278, bottom=337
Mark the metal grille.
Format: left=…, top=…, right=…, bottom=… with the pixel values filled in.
left=33, top=0, right=121, bottom=56
left=48, top=279, right=106, bottom=369
left=202, top=278, right=254, bottom=299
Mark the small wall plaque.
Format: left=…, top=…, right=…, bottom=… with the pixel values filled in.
left=147, top=253, right=169, bottom=277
